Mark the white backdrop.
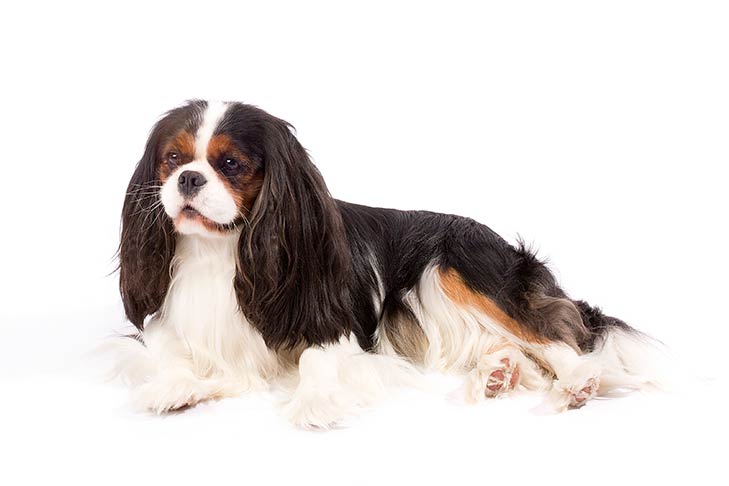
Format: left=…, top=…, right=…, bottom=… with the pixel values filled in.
left=1, top=1, right=727, bottom=485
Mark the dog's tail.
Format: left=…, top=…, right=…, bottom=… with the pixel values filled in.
left=574, top=301, right=673, bottom=394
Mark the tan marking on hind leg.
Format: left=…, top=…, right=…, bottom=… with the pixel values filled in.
left=437, top=267, right=548, bottom=344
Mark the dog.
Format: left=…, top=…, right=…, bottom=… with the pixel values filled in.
left=113, top=100, right=660, bottom=427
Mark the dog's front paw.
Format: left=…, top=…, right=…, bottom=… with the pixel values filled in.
left=132, top=372, right=222, bottom=414
left=280, top=388, right=355, bottom=429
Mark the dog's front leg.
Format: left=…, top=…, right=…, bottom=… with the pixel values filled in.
left=281, top=334, right=417, bottom=428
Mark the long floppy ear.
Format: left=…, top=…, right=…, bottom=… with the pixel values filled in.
left=118, top=120, right=176, bottom=330
left=234, top=117, right=354, bottom=349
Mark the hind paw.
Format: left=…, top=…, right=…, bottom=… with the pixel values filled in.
left=550, top=364, right=602, bottom=411
left=465, top=349, right=523, bottom=403
left=485, top=358, right=521, bottom=397
left=567, top=375, right=600, bottom=408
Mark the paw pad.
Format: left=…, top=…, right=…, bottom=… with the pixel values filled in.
left=568, top=376, right=600, bottom=409
left=485, top=358, right=520, bottom=397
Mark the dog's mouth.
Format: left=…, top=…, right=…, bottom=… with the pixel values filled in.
left=175, top=203, right=243, bottom=234
left=181, top=204, right=201, bottom=216
left=178, top=204, right=214, bottom=226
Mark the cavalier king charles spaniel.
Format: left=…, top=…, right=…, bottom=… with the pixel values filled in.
left=112, top=100, right=661, bottom=427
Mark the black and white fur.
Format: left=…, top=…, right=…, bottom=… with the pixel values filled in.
left=113, top=100, right=661, bottom=427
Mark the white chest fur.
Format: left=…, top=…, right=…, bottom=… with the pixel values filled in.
left=144, top=232, right=278, bottom=391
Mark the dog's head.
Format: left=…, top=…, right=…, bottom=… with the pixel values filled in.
left=120, top=101, right=352, bottom=346
left=156, top=101, right=263, bottom=236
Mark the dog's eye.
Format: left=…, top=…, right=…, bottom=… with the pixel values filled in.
left=167, top=152, right=180, bottom=165
left=222, top=157, right=241, bottom=174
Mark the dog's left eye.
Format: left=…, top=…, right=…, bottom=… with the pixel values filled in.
left=222, top=157, right=241, bottom=174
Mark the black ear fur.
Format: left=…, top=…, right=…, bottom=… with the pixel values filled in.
left=117, top=102, right=208, bottom=330
left=118, top=123, right=176, bottom=330
left=234, top=116, right=355, bottom=349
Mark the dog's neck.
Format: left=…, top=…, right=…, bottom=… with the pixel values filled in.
left=172, top=230, right=241, bottom=269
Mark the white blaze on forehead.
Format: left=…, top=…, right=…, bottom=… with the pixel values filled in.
left=160, top=101, right=239, bottom=231
left=195, top=101, right=229, bottom=161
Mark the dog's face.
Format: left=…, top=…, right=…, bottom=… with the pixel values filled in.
left=152, top=101, right=264, bottom=237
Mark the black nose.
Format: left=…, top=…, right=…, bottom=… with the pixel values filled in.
left=178, top=170, right=207, bottom=196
